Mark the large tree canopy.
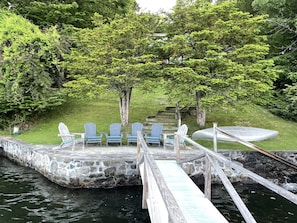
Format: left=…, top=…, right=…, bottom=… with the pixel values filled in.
left=61, top=13, right=161, bottom=125
left=0, top=0, right=137, bottom=28
left=0, top=11, right=65, bottom=129
left=161, top=0, right=278, bottom=126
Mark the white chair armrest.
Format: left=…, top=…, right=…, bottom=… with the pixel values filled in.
left=72, top=133, right=86, bottom=138
left=58, top=133, right=74, bottom=137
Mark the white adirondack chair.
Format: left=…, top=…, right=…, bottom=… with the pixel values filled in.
left=58, top=122, right=85, bottom=150
left=163, top=124, right=188, bottom=149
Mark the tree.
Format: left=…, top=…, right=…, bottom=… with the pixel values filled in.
left=235, top=0, right=255, bottom=14
left=61, top=13, right=160, bottom=126
left=161, top=0, right=277, bottom=126
left=0, top=11, right=65, bottom=129
left=282, top=83, right=297, bottom=120
left=0, top=0, right=137, bottom=28
left=248, top=0, right=297, bottom=120
left=251, top=0, right=297, bottom=90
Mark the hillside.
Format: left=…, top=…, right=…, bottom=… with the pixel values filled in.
left=11, top=88, right=297, bottom=151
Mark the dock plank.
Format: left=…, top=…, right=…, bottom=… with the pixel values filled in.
left=156, top=160, right=228, bottom=223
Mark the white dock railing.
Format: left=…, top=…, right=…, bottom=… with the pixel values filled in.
left=137, top=132, right=188, bottom=223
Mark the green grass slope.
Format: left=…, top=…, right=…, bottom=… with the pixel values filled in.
left=8, top=88, right=297, bottom=151
left=15, top=88, right=168, bottom=145
left=184, top=103, right=297, bottom=151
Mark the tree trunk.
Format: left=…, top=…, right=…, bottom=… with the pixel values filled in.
left=195, top=91, right=206, bottom=127
left=119, top=87, right=132, bottom=126
left=176, top=103, right=181, bottom=127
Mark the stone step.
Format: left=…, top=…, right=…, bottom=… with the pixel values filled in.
left=143, top=126, right=178, bottom=134
left=145, top=117, right=177, bottom=124
left=143, top=106, right=179, bottom=135
left=157, top=110, right=176, bottom=116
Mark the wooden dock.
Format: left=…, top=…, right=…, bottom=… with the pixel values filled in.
left=136, top=127, right=297, bottom=223
left=137, top=132, right=229, bottom=222
left=163, top=160, right=227, bottom=222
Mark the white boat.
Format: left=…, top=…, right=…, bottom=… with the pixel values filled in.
left=192, top=126, right=279, bottom=142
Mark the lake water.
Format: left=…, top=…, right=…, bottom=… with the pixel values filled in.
left=1, top=157, right=297, bottom=223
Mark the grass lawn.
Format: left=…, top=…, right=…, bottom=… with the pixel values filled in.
left=6, top=88, right=297, bottom=151
left=184, top=103, right=297, bottom=151
left=14, top=88, right=168, bottom=145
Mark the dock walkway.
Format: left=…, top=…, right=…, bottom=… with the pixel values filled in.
left=156, top=160, right=227, bottom=222
left=137, top=134, right=229, bottom=222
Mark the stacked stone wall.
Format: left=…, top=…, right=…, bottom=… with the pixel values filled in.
left=0, top=138, right=140, bottom=188
left=1, top=138, right=297, bottom=188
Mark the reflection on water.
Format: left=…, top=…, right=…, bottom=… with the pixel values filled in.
left=1, top=157, right=297, bottom=223
left=0, top=158, right=149, bottom=223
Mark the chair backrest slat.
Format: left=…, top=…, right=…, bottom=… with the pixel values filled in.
left=58, top=122, right=73, bottom=143
left=176, top=124, right=188, bottom=143
left=151, top=123, right=163, bottom=137
left=84, top=122, right=97, bottom=136
left=177, top=124, right=188, bottom=135
left=132, top=122, right=143, bottom=136
left=110, top=123, right=121, bottom=136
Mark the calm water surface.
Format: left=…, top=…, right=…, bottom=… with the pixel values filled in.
left=0, top=158, right=149, bottom=223
left=1, top=157, right=297, bottom=223
left=211, top=183, right=297, bottom=222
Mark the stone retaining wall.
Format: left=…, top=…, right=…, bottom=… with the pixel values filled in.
left=1, top=138, right=297, bottom=188
left=0, top=138, right=140, bottom=188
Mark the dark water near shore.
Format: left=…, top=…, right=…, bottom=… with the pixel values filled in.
left=210, top=183, right=297, bottom=222
left=0, top=158, right=149, bottom=223
left=1, top=157, right=297, bottom=223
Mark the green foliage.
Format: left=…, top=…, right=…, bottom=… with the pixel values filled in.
left=0, top=11, right=65, bottom=129
left=0, top=0, right=137, bottom=28
left=61, top=13, right=162, bottom=125
left=236, top=0, right=255, bottom=14
left=251, top=0, right=297, bottom=90
left=282, top=84, right=297, bottom=119
left=267, top=85, right=297, bottom=121
left=62, top=12, right=159, bottom=97
left=250, top=0, right=297, bottom=119
left=162, top=1, right=277, bottom=110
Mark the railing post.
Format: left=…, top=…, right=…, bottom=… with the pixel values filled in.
left=213, top=122, right=218, bottom=152
left=175, top=134, right=180, bottom=162
left=137, top=133, right=141, bottom=163
left=142, top=160, right=148, bottom=209
left=204, top=155, right=212, bottom=200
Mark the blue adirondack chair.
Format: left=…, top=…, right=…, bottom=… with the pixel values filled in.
left=84, top=122, right=103, bottom=146
left=127, top=122, right=143, bottom=145
left=105, top=123, right=123, bottom=146
left=145, top=123, right=163, bottom=146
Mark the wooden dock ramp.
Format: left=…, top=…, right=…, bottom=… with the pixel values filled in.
left=139, top=160, right=228, bottom=223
